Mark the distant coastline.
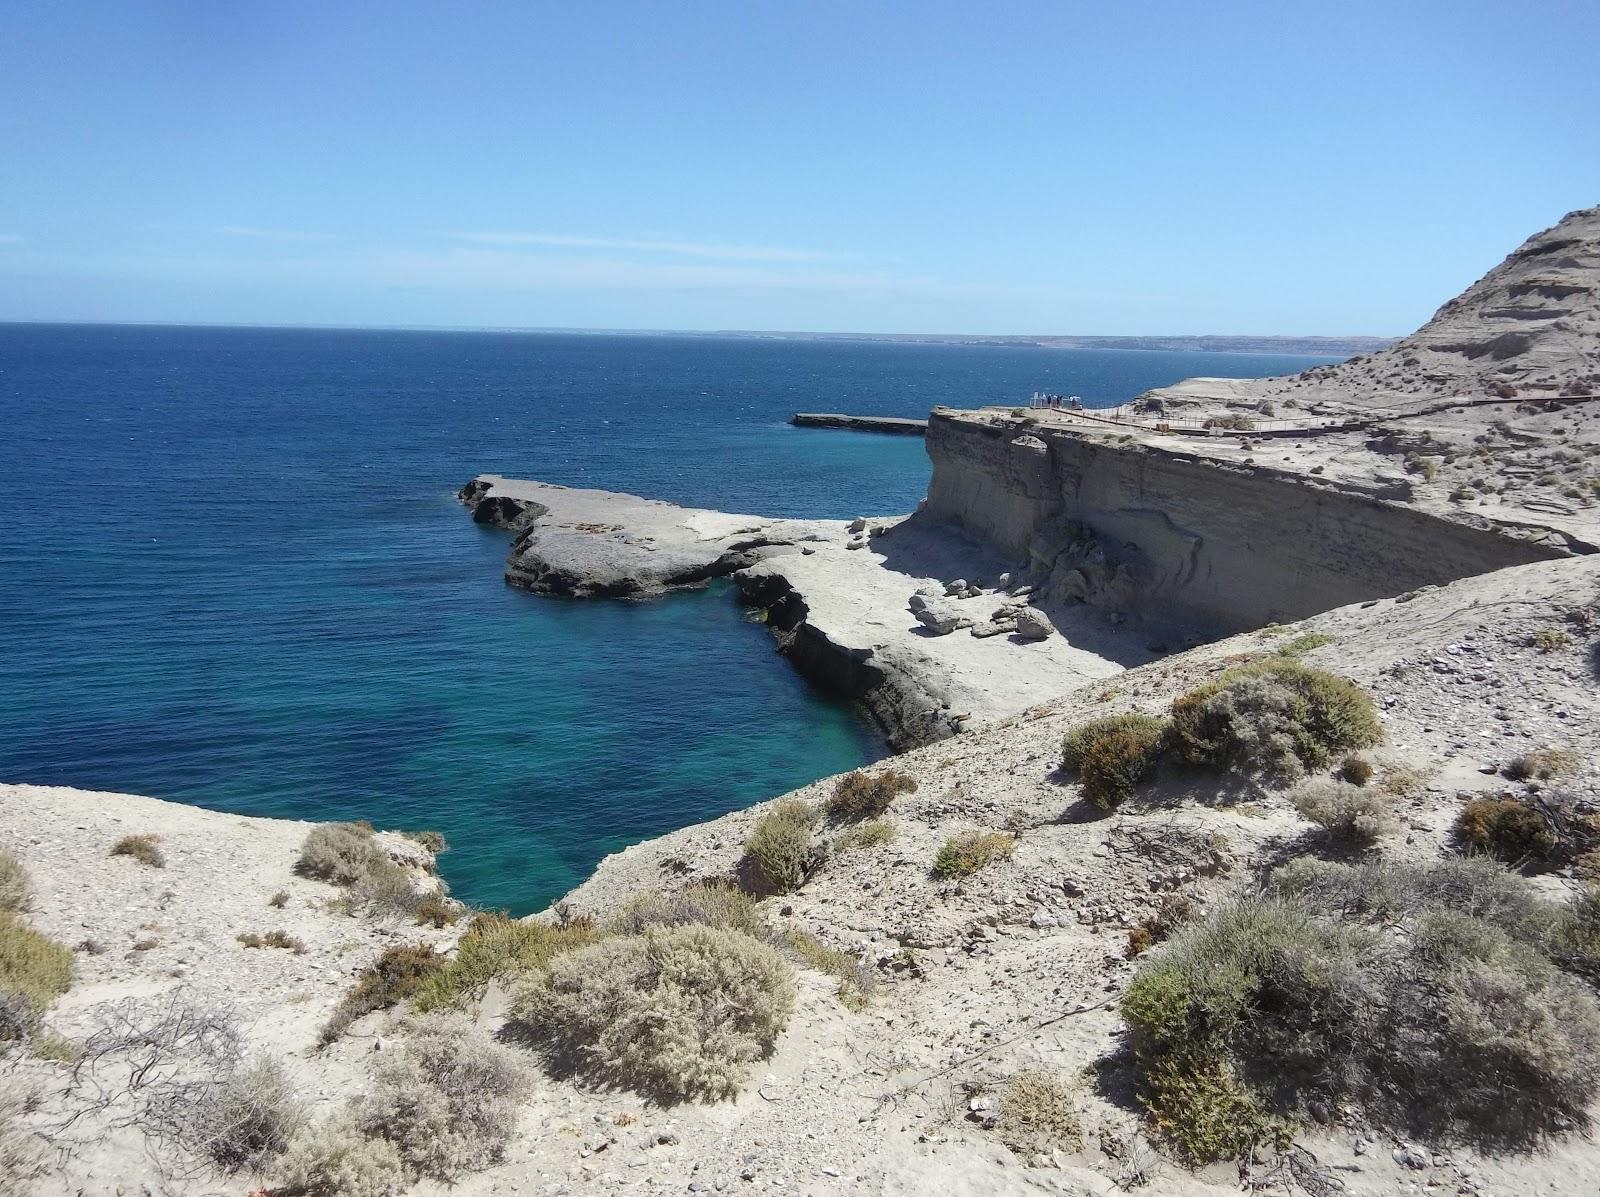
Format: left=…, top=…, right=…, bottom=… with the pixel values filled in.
left=0, top=318, right=1390, bottom=357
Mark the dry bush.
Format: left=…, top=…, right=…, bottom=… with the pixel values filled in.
left=1337, top=756, right=1374, bottom=786
left=0, top=915, right=72, bottom=1033
left=187, top=1055, right=307, bottom=1173
left=1062, top=713, right=1168, bottom=809
left=1122, top=858, right=1600, bottom=1162
left=1125, top=894, right=1197, bottom=959
left=268, top=890, right=289, bottom=909
left=111, top=833, right=165, bottom=869
left=609, top=880, right=766, bottom=939
left=412, top=914, right=600, bottom=1013
left=413, top=895, right=461, bottom=928
left=296, top=823, right=388, bottom=886
left=0, top=989, right=36, bottom=1045
left=278, top=1116, right=406, bottom=1197
left=1533, top=627, right=1571, bottom=652
left=783, top=928, right=874, bottom=1011
left=833, top=820, right=895, bottom=853
left=236, top=929, right=306, bottom=954
left=1169, top=659, right=1381, bottom=780
left=321, top=945, right=442, bottom=1045
left=742, top=798, right=819, bottom=894
left=996, top=1071, right=1082, bottom=1158
left=1456, top=797, right=1558, bottom=862
left=932, top=830, right=1015, bottom=878
left=402, top=829, right=448, bottom=854
left=355, top=1015, right=531, bottom=1180
left=0, top=850, right=30, bottom=913
left=1507, top=748, right=1581, bottom=780
left=824, top=770, right=916, bottom=820
left=349, top=859, right=426, bottom=920
left=1290, top=779, right=1394, bottom=845
left=0, top=1084, right=45, bottom=1196
left=520, top=924, right=794, bottom=1101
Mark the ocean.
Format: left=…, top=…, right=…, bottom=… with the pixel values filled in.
left=0, top=324, right=1339, bottom=913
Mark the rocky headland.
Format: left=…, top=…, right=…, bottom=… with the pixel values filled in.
left=6, top=206, right=1600, bottom=1197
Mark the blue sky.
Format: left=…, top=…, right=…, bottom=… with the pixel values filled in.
left=2, top=1, right=1596, bottom=335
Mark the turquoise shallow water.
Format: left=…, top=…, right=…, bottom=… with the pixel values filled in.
left=0, top=324, right=1338, bottom=912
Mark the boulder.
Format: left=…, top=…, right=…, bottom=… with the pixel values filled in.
left=908, top=593, right=973, bottom=635
left=1014, top=607, right=1055, bottom=640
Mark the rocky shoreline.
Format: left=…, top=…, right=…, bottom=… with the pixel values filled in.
left=458, top=473, right=1138, bottom=748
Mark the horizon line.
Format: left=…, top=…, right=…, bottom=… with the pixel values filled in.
left=0, top=317, right=1396, bottom=345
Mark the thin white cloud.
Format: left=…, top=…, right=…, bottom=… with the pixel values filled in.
left=448, top=232, right=841, bottom=263
left=365, top=248, right=931, bottom=293
left=0, top=234, right=23, bottom=245
left=218, top=225, right=337, bottom=243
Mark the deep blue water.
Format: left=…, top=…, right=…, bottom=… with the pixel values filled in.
left=0, top=324, right=1338, bottom=912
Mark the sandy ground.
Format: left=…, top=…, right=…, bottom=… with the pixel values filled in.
left=5, top=549, right=1598, bottom=1195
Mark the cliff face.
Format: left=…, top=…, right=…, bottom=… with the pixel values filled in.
left=922, top=409, right=1566, bottom=632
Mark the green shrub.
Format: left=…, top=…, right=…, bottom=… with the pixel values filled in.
left=1337, top=756, right=1374, bottom=786
left=1063, top=713, right=1168, bottom=809
left=520, top=924, right=794, bottom=1101
left=278, top=1117, right=406, bottom=1197
left=995, top=1070, right=1081, bottom=1158
left=743, top=798, right=819, bottom=894
left=824, top=770, right=917, bottom=819
left=1123, top=860, right=1600, bottom=1159
left=609, top=880, right=765, bottom=939
left=0, top=850, right=30, bottom=913
left=1533, top=627, right=1570, bottom=652
left=1169, top=659, right=1381, bottom=779
left=321, top=945, right=443, bottom=1045
left=0, top=914, right=72, bottom=1031
left=297, top=823, right=389, bottom=886
left=110, top=833, right=165, bottom=869
left=1456, top=798, right=1557, bottom=862
left=932, top=830, right=1015, bottom=878
left=833, top=820, right=895, bottom=853
left=411, top=914, right=601, bottom=1014
left=356, top=1015, right=532, bottom=1180
left=1290, top=778, right=1394, bottom=844
left=1506, top=748, right=1581, bottom=780
left=1274, top=631, right=1334, bottom=657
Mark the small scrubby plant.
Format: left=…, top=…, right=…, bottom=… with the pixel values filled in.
left=237, top=929, right=306, bottom=954
left=297, top=823, right=388, bottom=886
left=111, top=833, right=165, bottom=869
left=995, top=1070, right=1082, bottom=1158
left=1506, top=748, right=1581, bottom=781
left=1169, top=658, right=1381, bottom=780
left=742, top=798, right=819, bottom=894
left=1274, top=631, right=1334, bottom=657
left=321, top=945, right=442, bottom=1045
left=520, top=924, right=794, bottom=1101
left=278, top=1116, right=406, bottom=1197
left=413, top=895, right=460, bottom=928
left=1122, top=858, right=1600, bottom=1162
left=825, top=769, right=917, bottom=819
left=0, top=915, right=72, bottom=1034
left=1337, top=755, right=1374, bottom=786
left=1456, top=797, right=1557, bottom=862
left=1062, top=713, right=1168, bottom=808
left=402, top=829, right=448, bottom=854
left=191, top=1055, right=308, bottom=1172
left=932, top=830, right=1015, bottom=878
left=355, top=1016, right=531, bottom=1180
left=0, top=849, right=30, bottom=913
left=608, top=880, right=765, bottom=939
left=833, top=820, right=895, bottom=853
left=1291, top=778, right=1394, bottom=845
left=411, top=914, right=601, bottom=1013
left=783, top=928, right=874, bottom=1011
